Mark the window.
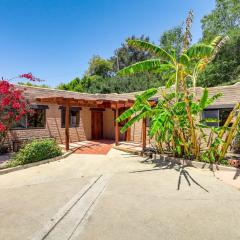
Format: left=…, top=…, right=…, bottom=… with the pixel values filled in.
left=28, top=109, right=45, bottom=128
left=202, top=109, right=219, bottom=127
left=219, top=109, right=232, bottom=127
left=12, top=106, right=47, bottom=129
left=202, top=108, right=233, bottom=127
left=61, top=107, right=80, bottom=128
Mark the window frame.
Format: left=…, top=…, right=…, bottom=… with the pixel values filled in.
left=202, top=108, right=233, bottom=127
left=61, top=107, right=81, bottom=128
left=11, top=105, right=48, bottom=130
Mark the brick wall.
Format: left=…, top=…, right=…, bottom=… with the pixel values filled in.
left=6, top=104, right=92, bottom=145
left=5, top=103, right=148, bottom=146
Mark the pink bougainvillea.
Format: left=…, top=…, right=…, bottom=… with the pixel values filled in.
left=0, top=73, right=43, bottom=146
left=18, top=72, right=43, bottom=82
left=0, top=80, right=30, bottom=144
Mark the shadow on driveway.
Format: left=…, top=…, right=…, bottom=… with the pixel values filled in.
left=130, top=156, right=209, bottom=192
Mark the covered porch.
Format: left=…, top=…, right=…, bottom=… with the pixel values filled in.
left=36, top=96, right=149, bottom=152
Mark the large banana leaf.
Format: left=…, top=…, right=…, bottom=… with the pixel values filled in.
left=127, top=39, right=175, bottom=63
left=199, top=88, right=209, bottom=109
left=210, top=35, right=229, bottom=48
left=179, top=54, right=190, bottom=65
left=117, top=88, right=157, bottom=122
left=186, top=44, right=214, bottom=59
left=120, top=105, right=152, bottom=133
left=120, top=113, right=144, bottom=133
left=135, top=88, right=158, bottom=103
left=117, top=59, right=162, bottom=76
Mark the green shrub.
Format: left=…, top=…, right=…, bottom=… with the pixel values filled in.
left=9, top=139, right=62, bottom=167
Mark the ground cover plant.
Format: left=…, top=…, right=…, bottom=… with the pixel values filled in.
left=117, top=11, right=240, bottom=164
left=8, top=139, right=62, bottom=167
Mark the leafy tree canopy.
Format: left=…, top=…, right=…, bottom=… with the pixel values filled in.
left=110, top=35, right=152, bottom=72
left=159, top=25, right=184, bottom=56
left=86, top=55, right=113, bottom=78
left=57, top=0, right=240, bottom=93
left=201, top=0, right=240, bottom=42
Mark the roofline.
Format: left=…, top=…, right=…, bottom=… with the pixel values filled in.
left=14, top=81, right=240, bottom=96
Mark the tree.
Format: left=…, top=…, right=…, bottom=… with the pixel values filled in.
left=201, top=0, right=240, bottom=42
left=159, top=25, right=184, bottom=57
left=78, top=73, right=164, bottom=94
left=57, top=77, right=83, bottom=92
left=198, top=0, right=240, bottom=86
left=86, top=55, right=113, bottom=78
left=0, top=81, right=30, bottom=146
left=110, top=35, right=152, bottom=72
left=0, top=73, right=43, bottom=148
left=198, top=29, right=240, bottom=87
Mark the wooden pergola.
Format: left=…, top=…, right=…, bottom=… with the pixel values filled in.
left=36, top=96, right=151, bottom=151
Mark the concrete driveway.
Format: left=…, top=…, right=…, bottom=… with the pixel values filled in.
left=0, top=149, right=240, bottom=240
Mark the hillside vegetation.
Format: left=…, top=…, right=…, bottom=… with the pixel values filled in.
left=57, top=0, right=240, bottom=93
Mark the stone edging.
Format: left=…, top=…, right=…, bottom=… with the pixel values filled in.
left=0, top=151, right=73, bottom=175
left=112, top=145, right=238, bottom=172
left=149, top=153, right=237, bottom=172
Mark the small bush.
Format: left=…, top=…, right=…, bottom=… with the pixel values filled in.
left=9, top=139, right=62, bottom=167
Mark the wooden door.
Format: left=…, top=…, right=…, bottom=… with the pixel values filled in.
left=91, top=111, right=103, bottom=139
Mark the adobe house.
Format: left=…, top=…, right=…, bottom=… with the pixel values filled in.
left=7, top=85, right=145, bottom=151
left=6, top=82, right=240, bottom=151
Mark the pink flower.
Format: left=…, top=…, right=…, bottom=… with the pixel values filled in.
left=0, top=80, right=11, bottom=94
left=0, top=123, right=6, bottom=132
left=12, top=102, right=21, bottom=109
left=15, top=115, right=21, bottom=121
left=19, top=73, right=43, bottom=82
left=1, top=98, right=10, bottom=106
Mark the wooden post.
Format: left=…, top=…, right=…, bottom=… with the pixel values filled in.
left=126, top=117, right=131, bottom=142
left=65, top=104, right=70, bottom=151
left=142, top=118, right=147, bottom=150
left=115, top=104, right=119, bottom=146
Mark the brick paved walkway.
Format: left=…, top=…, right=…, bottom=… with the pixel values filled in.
left=60, top=140, right=114, bottom=155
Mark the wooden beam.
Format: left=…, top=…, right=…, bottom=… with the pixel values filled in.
left=65, top=104, right=70, bottom=151
left=115, top=104, right=119, bottom=146
left=142, top=118, right=147, bottom=150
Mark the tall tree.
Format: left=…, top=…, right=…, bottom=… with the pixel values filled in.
left=159, top=25, right=184, bottom=57
left=110, top=35, right=152, bottom=72
left=201, top=0, right=240, bottom=42
left=198, top=29, right=240, bottom=86
left=86, top=55, right=113, bottom=78
left=198, top=0, right=240, bottom=86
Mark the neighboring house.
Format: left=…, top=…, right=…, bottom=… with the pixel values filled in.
left=5, top=82, right=240, bottom=151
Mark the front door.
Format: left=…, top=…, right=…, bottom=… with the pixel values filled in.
left=91, top=111, right=103, bottom=139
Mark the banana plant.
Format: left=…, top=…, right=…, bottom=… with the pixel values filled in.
left=116, top=11, right=231, bottom=162
left=117, top=87, right=221, bottom=159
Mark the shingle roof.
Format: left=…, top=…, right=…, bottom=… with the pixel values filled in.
left=15, top=82, right=240, bottom=107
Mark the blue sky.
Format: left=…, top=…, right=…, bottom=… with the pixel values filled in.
left=0, top=0, right=215, bottom=87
